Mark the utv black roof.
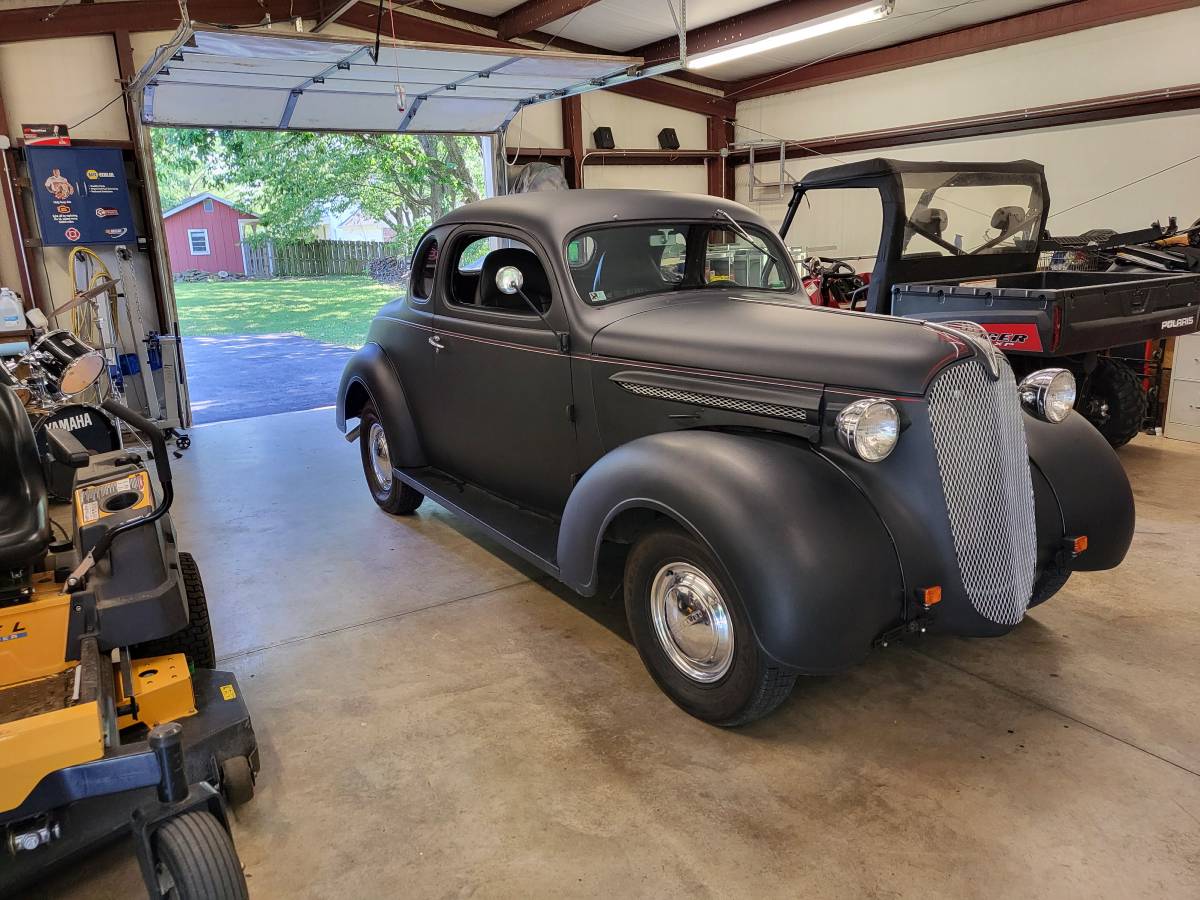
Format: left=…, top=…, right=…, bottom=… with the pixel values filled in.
left=798, top=157, right=1046, bottom=189
left=434, top=189, right=770, bottom=244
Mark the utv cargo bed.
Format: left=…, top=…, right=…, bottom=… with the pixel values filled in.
left=892, top=270, right=1200, bottom=355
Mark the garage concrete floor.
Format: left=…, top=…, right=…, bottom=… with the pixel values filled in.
left=42, top=408, right=1200, bottom=899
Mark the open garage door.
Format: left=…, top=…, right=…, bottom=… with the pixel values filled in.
left=135, top=25, right=640, bottom=134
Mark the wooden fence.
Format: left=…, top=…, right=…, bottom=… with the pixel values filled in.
left=242, top=239, right=393, bottom=278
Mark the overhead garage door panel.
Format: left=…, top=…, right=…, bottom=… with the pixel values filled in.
left=138, top=26, right=640, bottom=134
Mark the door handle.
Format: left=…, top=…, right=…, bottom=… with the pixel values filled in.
left=428, top=334, right=444, bottom=351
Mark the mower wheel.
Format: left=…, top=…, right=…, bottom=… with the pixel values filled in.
left=132, top=552, right=217, bottom=671
left=1082, top=359, right=1146, bottom=448
left=220, top=755, right=255, bottom=808
left=359, top=401, right=424, bottom=515
left=152, top=810, right=248, bottom=900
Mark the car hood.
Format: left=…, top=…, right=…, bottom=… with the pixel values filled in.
left=588, top=292, right=969, bottom=395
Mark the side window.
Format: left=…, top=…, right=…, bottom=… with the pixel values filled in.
left=410, top=236, right=439, bottom=302
left=447, top=233, right=551, bottom=314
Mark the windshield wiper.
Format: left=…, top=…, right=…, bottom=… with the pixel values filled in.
left=715, top=209, right=774, bottom=259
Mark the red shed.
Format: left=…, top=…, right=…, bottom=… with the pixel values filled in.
left=162, top=193, right=258, bottom=275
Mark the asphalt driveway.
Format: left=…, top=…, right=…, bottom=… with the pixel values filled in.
left=183, top=333, right=354, bottom=425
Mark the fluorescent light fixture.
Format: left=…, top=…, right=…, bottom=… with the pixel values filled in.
left=686, top=0, right=895, bottom=70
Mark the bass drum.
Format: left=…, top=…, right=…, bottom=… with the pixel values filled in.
left=31, top=403, right=121, bottom=500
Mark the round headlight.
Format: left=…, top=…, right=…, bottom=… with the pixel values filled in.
left=836, top=398, right=900, bottom=462
left=1019, top=368, right=1076, bottom=423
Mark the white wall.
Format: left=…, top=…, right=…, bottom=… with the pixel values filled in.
left=0, top=34, right=160, bottom=329
left=735, top=8, right=1200, bottom=248
left=501, top=89, right=712, bottom=194
left=584, top=164, right=709, bottom=194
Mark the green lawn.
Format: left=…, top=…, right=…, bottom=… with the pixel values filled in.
left=173, top=276, right=402, bottom=349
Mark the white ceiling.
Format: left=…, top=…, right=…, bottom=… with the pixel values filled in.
left=436, top=0, right=1066, bottom=81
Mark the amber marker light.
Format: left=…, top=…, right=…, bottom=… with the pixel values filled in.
left=921, top=586, right=942, bottom=607
left=1072, top=536, right=1089, bottom=555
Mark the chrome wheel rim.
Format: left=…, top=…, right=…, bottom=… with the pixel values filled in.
left=649, top=562, right=734, bottom=683
left=368, top=422, right=392, bottom=491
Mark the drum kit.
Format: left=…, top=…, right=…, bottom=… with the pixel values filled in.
left=2, top=328, right=121, bottom=499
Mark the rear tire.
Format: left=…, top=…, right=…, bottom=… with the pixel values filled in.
left=359, top=402, right=424, bottom=515
left=131, top=552, right=217, bottom=670
left=1082, top=359, right=1145, bottom=448
left=220, top=755, right=255, bottom=808
left=623, top=525, right=796, bottom=726
left=152, top=810, right=248, bottom=900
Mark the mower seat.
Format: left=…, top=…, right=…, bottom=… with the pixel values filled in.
left=0, top=383, right=50, bottom=569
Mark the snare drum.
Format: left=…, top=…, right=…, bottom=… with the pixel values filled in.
left=28, top=330, right=105, bottom=396
left=32, top=403, right=121, bottom=500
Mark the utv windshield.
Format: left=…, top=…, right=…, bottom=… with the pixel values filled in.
left=900, top=171, right=1045, bottom=259
left=566, top=221, right=794, bottom=305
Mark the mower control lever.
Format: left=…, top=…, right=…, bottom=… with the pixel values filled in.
left=66, top=401, right=176, bottom=592
left=101, top=399, right=173, bottom=489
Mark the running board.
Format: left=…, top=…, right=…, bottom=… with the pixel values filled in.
left=393, top=467, right=561, bottom=579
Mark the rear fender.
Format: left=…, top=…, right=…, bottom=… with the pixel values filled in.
left=336, top=342, right=426, bottom=468
left=557, top=430, right=903, bottom=672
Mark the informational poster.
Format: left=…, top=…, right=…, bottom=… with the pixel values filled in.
left=26, top=146, right=137, bottom=246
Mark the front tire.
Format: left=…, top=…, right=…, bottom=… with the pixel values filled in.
left=359, top=402, right=423, bottom=515
left=623, top=525, right=796, bottom=726
left=1082, top=359, right=1145, bottom=448
left=152, top=811, right=249, bottom=900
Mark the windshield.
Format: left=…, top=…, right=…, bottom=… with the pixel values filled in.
left=900, top=171, right=1045, bottom=258
left=566, top=221, right=794, bottom=305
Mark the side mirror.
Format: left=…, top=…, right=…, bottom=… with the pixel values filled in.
left=495, top=265, right=524, bottom=295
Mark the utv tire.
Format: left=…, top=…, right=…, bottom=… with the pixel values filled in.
left=1028, top=570, right=1071, bottom=609
left=359, top=402, right=424, bottom=515
left=624, top=525, right=797, bottom=726
left=131, top=552, right=217, bottom=671
left=152, top=810, right=249, bottom=900
left=1083, top=359, right=1145, bottom=448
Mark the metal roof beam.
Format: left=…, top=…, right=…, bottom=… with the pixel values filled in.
left=496, top=0, right=604, bottom=41
left=313, top=0, right=361, bottom=33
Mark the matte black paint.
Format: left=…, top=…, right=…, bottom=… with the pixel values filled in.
left=338, top=189, right=1134, bottom=671
left=557, top=430, right=903, bottom=671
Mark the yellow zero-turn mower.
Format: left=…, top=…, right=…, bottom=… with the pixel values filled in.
left=0, top=383, right=258, bottom=899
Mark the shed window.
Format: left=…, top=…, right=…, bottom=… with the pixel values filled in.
left=188, top=228, right=211, bottom=255
left=202, top=197, right=215, bottom=213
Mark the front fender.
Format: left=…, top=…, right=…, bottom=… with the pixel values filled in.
left=1024, top=411, right=1134, bottom=571
left=336, top=342, right=426, bottom=468
left=558, top=430, right=903, bottom=673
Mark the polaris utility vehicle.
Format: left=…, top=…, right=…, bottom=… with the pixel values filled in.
left=338, top=190, right=1134, bottom=726
left=783, top=159, right=1200, bottom=446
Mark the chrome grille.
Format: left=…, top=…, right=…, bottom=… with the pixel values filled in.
left=615, top=381, right=808, bottom=422
left=927, top=359, right=1037, bottom=625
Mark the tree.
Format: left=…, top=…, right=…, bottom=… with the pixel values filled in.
left=151, top=128, right=485, bottom=250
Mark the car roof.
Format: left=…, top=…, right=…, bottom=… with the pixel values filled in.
left=433, top=189, right=774, bottom=244
left=799, top=157, right=1045, bottom=189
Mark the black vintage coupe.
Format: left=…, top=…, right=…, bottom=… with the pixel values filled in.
left=337, top=190, right=1134, bottom=726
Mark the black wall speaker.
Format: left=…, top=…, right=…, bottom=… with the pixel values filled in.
left=593, top=126, right=615, bottom=150
left=657, top=127, right=680, bottom=150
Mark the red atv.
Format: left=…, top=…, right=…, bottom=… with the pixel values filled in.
left=782, top=158, right=1200, bottom=446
